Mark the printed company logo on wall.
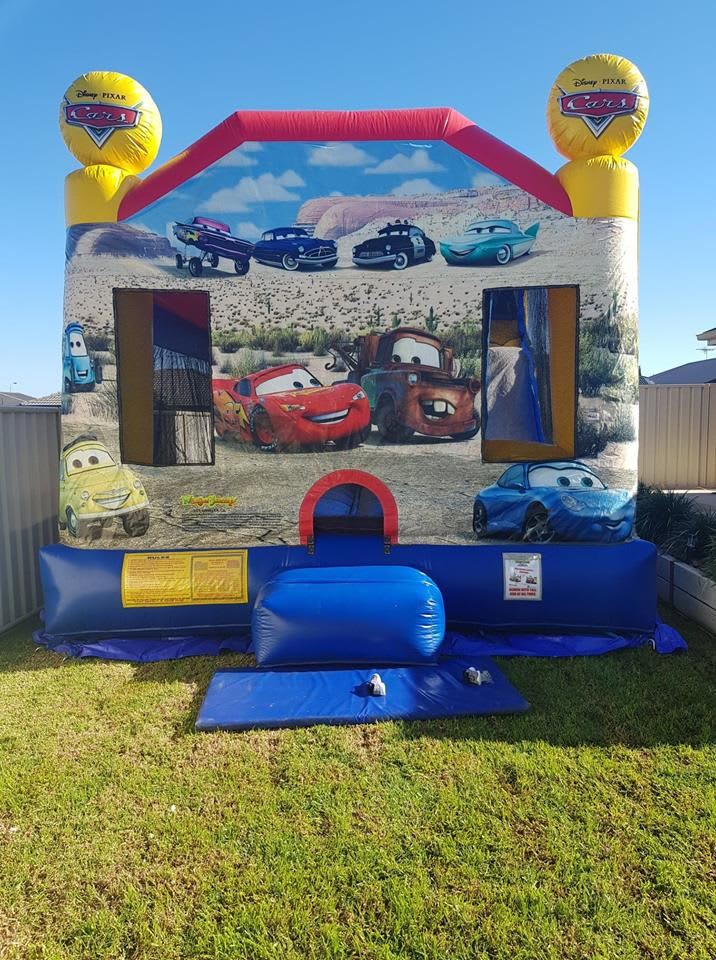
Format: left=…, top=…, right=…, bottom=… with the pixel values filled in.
left=63, top=100, right=142, bottom=148
left=180, top=495, right=238, bottom=509
left=557, top=89, right=640, bottom=138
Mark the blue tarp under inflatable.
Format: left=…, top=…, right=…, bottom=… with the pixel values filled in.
left=34, top=622, right=685, bottom=662
left=442, top=620, right=686, bottom=658
left=33, top=629, right=251, bottom=662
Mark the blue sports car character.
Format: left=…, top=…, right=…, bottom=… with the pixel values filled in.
left=440, top=219, right=539, bottom=266
left=472, top=460, right=634, bottom=543
left=252, top=227, right=338, bottom=271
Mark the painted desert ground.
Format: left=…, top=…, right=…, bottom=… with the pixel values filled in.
left=60, top=194, right=638, bottom=548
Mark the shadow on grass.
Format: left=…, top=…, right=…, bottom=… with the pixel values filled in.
left=131, top=652, right=255, bottom=738
left=2, top=607, right=714, bottom=748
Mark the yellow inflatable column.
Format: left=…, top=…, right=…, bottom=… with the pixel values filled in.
left=547, top=54, right=649, bottom=219
left=59, top=72, right=162, bottom=226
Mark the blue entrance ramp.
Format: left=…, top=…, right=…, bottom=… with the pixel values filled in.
left=195, top=658, right=529, bottom=731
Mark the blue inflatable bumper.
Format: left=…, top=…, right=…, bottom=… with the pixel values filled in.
left=253, top=566, right=445, bottom=665
left=39, top=537, right=657, bottom=640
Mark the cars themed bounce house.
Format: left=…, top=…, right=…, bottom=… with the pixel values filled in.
left=38, top=55, right=683, bottom=729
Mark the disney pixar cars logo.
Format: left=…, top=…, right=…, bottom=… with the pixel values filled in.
left=63, top=100, right=141, bottom=148
left=558, top=90, right=640, bottom=137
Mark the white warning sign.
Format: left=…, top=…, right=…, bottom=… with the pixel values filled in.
left=503, top=553, right=542, bottom=601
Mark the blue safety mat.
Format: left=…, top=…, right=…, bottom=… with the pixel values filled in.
left=195, top=657, right=529, bottom=731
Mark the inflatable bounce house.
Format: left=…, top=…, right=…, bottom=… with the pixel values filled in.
left=38, top=54, right=684, bottom=729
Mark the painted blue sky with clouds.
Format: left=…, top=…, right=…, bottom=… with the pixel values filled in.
left=127, top=140, right=507, bottom=243
left=5, top=2, right=711, bottom=395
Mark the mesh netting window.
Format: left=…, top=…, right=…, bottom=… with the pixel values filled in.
left=115, top=290, right=214, bottom=467
left=153, top=346, right=213, bottom=465
left=313, top=483, right=384, bottom=536
left=152, top=346, right=214, bottom=466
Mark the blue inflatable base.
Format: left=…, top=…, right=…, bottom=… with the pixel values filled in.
left=39, top=538, right=659, bottom=640
left=195, top=658, right=529, bottom=731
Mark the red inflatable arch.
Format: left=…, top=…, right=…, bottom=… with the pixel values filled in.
left=298, top=470, right=399, bottom=552
left=118, top=109, right=572, bottom=221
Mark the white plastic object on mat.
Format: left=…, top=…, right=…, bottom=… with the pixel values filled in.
left=464, top=667, right=492, bottom=686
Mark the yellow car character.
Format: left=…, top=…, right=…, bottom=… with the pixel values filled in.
left=59, top=434, right=150, bottom=538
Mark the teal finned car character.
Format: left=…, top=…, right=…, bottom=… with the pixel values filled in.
left=440, top=220, right=539, bottom=266
left=62, top=322, right=102, bottom=393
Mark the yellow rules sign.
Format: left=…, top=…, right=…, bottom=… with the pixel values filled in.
left=121, top=551, right=248, bottom=608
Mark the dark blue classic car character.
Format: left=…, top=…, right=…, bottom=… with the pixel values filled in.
left=352, top=221, right=436, bottom=270
left=472, top=461, right=634, bottom=543
left=252, top=227, right=338, bottom=271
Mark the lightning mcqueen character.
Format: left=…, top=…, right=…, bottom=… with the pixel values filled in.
left=213, top=364, right=371, bottom=452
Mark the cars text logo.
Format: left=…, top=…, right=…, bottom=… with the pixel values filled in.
left=558, top=89, right=640, bottom=137
left=63, top=100, right=141, bottom=148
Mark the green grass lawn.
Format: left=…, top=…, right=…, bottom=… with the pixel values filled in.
left=0, top=609, right=714, bottom=960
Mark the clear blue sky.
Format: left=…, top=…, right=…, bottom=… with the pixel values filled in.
left=1, top=0, right=711, bottom=396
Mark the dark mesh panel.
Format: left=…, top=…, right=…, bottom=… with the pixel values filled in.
left=152, top=346, right=213, bottom=465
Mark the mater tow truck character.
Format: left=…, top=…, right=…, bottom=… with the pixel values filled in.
left=331, top=327, right=480, bottom=442
left=62, top=322, right=102, bottom=393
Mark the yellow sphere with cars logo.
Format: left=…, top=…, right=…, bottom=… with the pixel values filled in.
left=59, top=71, right=161, bottom=174
left=547, top=54, right=649, bottom=161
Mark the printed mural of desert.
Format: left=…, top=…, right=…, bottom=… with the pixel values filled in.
left=61, top=180, right=639, bottom=549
